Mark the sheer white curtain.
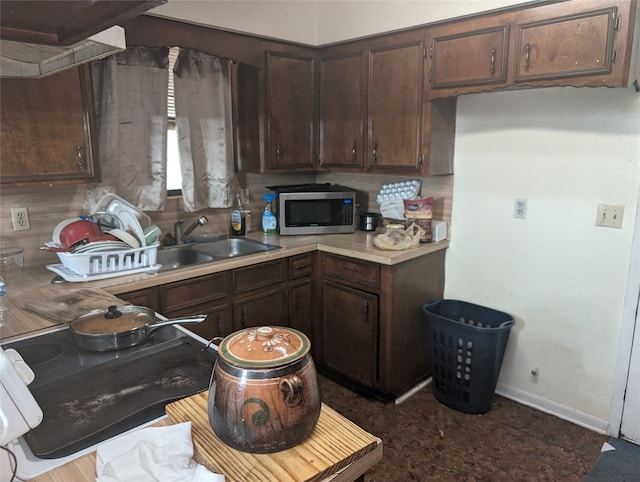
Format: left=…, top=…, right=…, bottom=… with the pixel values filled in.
left=85, top=46, right=169, bottom=213
left=173, top=49, right=234, bottom=211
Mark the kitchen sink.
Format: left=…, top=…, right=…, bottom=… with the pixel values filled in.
left=155, top=236, right=281, bottom=271
left=155, top=246, right=215, bottom=270
left=192, top=237, right=281, bottom=258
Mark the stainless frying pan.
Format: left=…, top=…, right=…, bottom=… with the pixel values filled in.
left=69, top=305, right=206, bottom=352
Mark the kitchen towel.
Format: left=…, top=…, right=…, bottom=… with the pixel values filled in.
left=96, top=421, right=224, bottom=482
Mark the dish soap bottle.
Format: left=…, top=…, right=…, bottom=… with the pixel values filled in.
left=231, top=193, right=246, bottom=236
left=262, top=194, right=277, bottom=234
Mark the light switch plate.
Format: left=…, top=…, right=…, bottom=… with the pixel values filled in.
left=595, top=204, right=624, bottom=229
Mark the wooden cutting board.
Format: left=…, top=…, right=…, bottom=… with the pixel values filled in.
left=165, top=391, right=379, bottom=482
left=24, top=288, right=129, bottom=324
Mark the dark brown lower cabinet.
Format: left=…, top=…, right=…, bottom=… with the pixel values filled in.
left=117, top=248, right=445, bottom=400
left=320, top=250, right=445, bottom=399
left=322, top=280, right=378, bottom=388
left=233, top=287, right=287, bottom=329
left=117, top=255, right=315, bottom=344
left=289, top=279, right=314, bottom=339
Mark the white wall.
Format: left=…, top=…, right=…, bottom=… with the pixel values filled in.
left=148, top=0, right=640, bottom=431
left=150, top=1, right=320, bottom=45
left=150, top=0, right=531, bottom=44
left=448, top=87, right=640, bottom=430
left=316, top=0, right=531, bottom=44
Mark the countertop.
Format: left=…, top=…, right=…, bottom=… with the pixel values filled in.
left=0, top=230, right=448, bottom=342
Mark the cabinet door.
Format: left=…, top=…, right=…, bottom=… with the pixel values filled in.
left=265, top=51, right=315, bottom=171
left=318, top=50, right=366, bottom=169
left=0, top=65, right=99, bottom=186
left=367, top=40, right=426, bottom=172
left=513, top=4, right=620, bottom=83
left=322, top=280, right=378, bottom=388
left=429, top=24, right=509, bottom=92
left=233, top=287, right=287, bottom=329
left=289, top=279, right=313, bottom=340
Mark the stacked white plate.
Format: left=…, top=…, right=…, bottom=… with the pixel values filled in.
left=72, top=241, right=130, bottom=253
left=93, top=194, right=151, bottom=248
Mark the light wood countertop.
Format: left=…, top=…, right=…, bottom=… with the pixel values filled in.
left=1, top=231, right=447, bottom=343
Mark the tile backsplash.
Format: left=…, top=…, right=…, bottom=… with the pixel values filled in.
left=0, top=172, right=452, bottom=268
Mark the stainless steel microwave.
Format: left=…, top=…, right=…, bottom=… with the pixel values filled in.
left=270, top=185, right=357, bottom=236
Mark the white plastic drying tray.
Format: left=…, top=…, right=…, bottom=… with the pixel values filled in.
left=46, top=244, right=159, bottom=280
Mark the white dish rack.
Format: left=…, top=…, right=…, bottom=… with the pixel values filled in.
left=46, top=244, right=160, bottom=281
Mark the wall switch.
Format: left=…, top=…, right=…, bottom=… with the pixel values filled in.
left=11, top=207, right=31, bottom=231
left=596, top=203, right=624, bottom=229
left=513, top=198, right=527, bottom=219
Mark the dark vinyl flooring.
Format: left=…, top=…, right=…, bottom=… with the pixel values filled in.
left=318, top=375, right=609, bottom=482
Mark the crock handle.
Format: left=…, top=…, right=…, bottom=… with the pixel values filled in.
left=279, top=376, right=304, bottom=407
left=203, top=336, right=224, bottom=352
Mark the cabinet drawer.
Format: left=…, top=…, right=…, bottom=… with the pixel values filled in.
left=159, top=273, right=228, bottom=313
left=323, top=254, right=380, bottom=289
left=118, top=288, right=159, bottom=310
left=233, top=259, right=285, bottom=294
left=289, top=253, right=313, bottom=279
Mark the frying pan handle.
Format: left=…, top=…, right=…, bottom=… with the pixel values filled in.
left=147, top=315, right=207, bottom=334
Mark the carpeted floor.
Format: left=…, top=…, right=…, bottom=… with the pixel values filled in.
left=318, top=375, right=612, bottom=481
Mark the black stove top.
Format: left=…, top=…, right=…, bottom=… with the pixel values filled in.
left=2, top=327, right=217, bottom=459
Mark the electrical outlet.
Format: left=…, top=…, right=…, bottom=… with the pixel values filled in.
left=596, top=203, right=624, bottom=229
left=11, top=207, right=31, bottom=231
left=513, top=198, right=527, bottom=219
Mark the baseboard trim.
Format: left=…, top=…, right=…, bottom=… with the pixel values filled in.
left=395, top=377, right=432, bottom=405
left=496, top=382, right=609, bottom=435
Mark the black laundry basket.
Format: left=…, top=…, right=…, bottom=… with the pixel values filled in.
left=423, top=299, right=515, bottom=414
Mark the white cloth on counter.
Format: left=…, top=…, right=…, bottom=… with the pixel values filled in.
left=96, top=421, right=224, bottom=482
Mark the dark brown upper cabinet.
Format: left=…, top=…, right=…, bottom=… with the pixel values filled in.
left=319, top=31, right=456, bottom=176
left=265, top=50, right=316, bottom=171
left=367, top=38, right=427, bottom=173
left=428, top=16, right=511, bottom=93
left=0, top=65, right=100, bottom=187
left=427, top=0, right=638, bottom=98
left=318, top=50, right=366, bottom=170
left=512, top=1, right=633, bottom=85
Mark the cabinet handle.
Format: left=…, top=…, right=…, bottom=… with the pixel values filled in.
left=294, top=264, right=310, bottom=270
left=295, top=292, right=301, bottom=309
left=372, top=143, right=378, bottom=163
left=364, top=300, right=369, bottom=321
left=524, top=43, right=531, bottom=71
left=76, top=144, right=85, bottom=169
left=352, top=143, right=357, bottom=162
left=275, top=143, right=282, bottom=161
left=242, top=306, right=247, bottom=324
left=490, top=48, right=496, bottom=75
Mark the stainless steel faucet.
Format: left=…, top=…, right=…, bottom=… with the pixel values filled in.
left=174, top=220, right=184, bottom=243
left=182, top=216, right=208, bottom=242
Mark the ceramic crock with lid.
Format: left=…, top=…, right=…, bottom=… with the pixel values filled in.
left=207, top=326, right=321, bottom=454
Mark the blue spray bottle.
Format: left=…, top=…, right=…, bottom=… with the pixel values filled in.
left=262, top=194, right=277, bottom=233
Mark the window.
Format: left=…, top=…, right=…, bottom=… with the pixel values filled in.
left=167, top=46, right=182, bottom=195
